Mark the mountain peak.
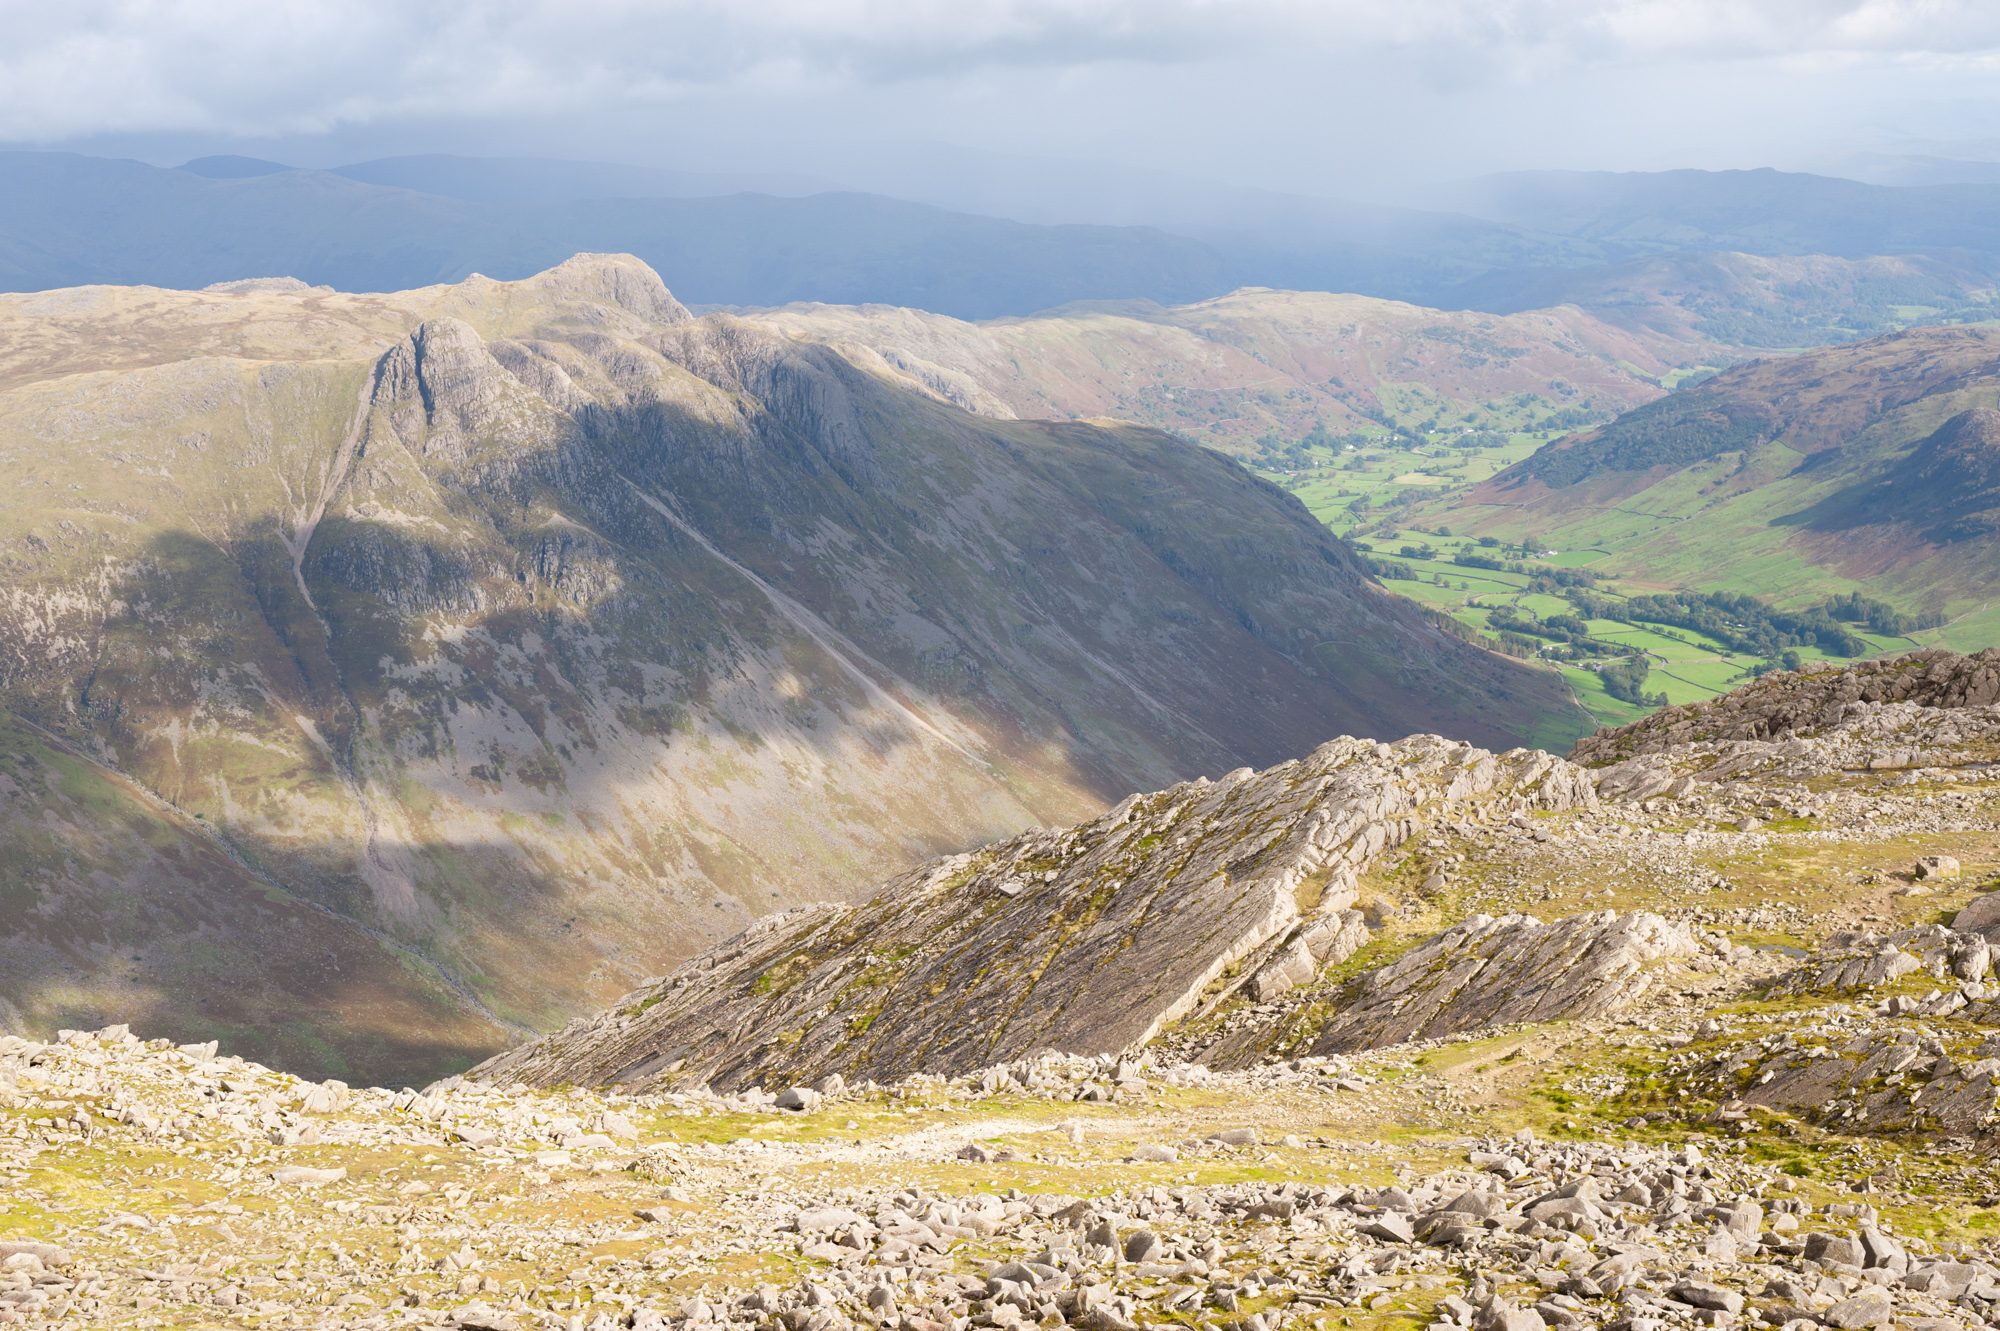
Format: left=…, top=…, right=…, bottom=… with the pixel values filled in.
left=528, top=252, right=692, bottom=325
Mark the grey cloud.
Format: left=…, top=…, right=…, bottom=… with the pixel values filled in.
left=8, top=1, right=2000, bottom=141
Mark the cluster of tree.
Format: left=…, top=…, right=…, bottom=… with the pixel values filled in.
left=1363, top=555, right=1421, bottom=582
left=1564, top=588, right=1869, bottom=658
left=1451, top=551, right=1509, bottom=571
left=1596, top=655, right=1669, bottom=707
left=1536, top=404, right=1605, bottom=433
left=1485, top=606, right=1574, bottom=642
left=1484, top=607, right=1622, bottom=659
left=1751, top=650, right=1806, bottom=677
left=1822, top=591, right=1947, bottom=637
left=1430, top=429, right=1513, bottom=450
left=1449, top=544, right=1549, bottom=572
left=1526, top=568, right=1601, bottom=593
left=1494, top=629, right=1549, bottom=655
left=1519, top=398, right=1775, bottom=489
left=1251, top=433, right=1316, bottom=468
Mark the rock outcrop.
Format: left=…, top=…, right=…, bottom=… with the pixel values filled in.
left=1957, top=888, right=2000, bottom=940
left=473, top=737, right=1598, bottom=1091
left=1690, top=1021, right=2000, bottom=1142
left=478, top=651, right=2000, bottom=1097
left=1572, top=648, right=2000, bottom=765
left=1307, top=911, right=1698, bottom=1055
left=1770, top=924, right=1994, bottom=999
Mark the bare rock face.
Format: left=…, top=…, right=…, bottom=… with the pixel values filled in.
left=1572, top=648, right=2000, bottom=765
left=1307, top=911, right=1698, bottom=1055
left=1802, top=924, right=1992, bottom=988
left=1957, top=890, right=2000, bottom=940
left=1694, top=1023, right=2000, bottom=1141
left=471, top=736, right=1598, bottom=1091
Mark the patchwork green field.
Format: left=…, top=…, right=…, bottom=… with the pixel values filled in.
left=1255, top=423, right=1955, bottom=729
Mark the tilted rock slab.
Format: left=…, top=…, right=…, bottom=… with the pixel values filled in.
left=1307, top=910, right=1699, bottom=1055
left=471, top=735, right=1597, bottom=1091
left=1693, top=1023, right=2000, bottom=1141
left=1572, top=647, right=2000, bottom=765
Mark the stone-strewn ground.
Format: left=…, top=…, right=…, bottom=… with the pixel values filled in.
left=8, top=654, right=2000, bottom=1329
left=9, top=1022, right=2000, bottom=1330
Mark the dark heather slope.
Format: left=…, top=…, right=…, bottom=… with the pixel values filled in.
left=1497, top=326, right=2000, bottom=493
left=0, top=254, right=1580, bottom=1082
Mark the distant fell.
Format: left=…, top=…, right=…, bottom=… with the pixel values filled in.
left=1445, top=167, right=2000, bottom=258
left=0, top=151, right=1229, bottom=317
left=177, top=154, right=293, bottom=178
left=1433, top=325, right=2000, bottom=628
left=329, top=153, right=826, bottom=202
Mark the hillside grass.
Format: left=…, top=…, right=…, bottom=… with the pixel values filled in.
left=1255, top=419, right=1991, bottom=730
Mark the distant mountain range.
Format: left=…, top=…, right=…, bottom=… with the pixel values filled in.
left=0, top=152, right=1228, bottom=317
left=759, top=287, right=1693, bottom=453
left=182, top=151, right=831, bottom=200
left=1441, top=167, right=2000, bottom=259
left=7, top=151, right=2000, bottom=326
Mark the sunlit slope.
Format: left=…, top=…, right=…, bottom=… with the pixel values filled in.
left=0, top=255, right=1583, bottom=1080
left=757, top=287, right=1695, bottom=456
left=1449, top=325, right=2000, bottom=624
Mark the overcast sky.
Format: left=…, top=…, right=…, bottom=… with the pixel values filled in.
left=7, top=1, right=2000, bottom=209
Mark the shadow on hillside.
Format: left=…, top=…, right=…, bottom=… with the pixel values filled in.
left=0, top=324, right=1585, bottom=1086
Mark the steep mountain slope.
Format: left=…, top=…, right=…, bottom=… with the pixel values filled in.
left=0, top=714, right=500, bottom=1088
left=0, top=255, right=1580, bottom=1081
left=1806, top=405, right=2000, bottom=543
left=477, top=650, right=2000, bottom=1094
left=1438, top=325, right=2000, bottom=620
left=757, top=288, right=1693, bottom=455
left=0, top=152, right=1227, bottom=317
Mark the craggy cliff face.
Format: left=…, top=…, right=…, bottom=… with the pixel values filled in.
left=0, top=255, right=1580, bottom=1082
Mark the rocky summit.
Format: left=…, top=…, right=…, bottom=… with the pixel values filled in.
left=5, top=653, right=1990, bottom=1328
left=475, top=650, right=2000, bottom=1094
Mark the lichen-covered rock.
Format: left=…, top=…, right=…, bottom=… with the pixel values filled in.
left=1307, top=911, right=1698, bottom=1055
left=1693, top=1023, right=2000, bottom=1140
left=1572, top=648, right=2000, bottom=765
left=1957, top=890, right=2000, bottom=940
left=471, top=736, right=1597, bottom=1091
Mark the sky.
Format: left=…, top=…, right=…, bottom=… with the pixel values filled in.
left=7, top=1, right=2000, bottom=212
